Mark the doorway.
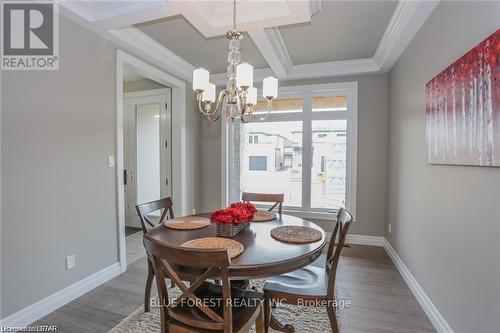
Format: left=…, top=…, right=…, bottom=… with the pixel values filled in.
left=121, top=70, right=172, bottom=266
left=116, top=50, right=187, bottom=272
left=123, top=89, right=172, bottom=230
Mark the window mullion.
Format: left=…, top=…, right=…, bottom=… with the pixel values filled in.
left=301, top=94, right=313, bottom=210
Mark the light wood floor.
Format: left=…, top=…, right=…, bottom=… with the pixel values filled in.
left=32, top=245, right=435, bottom=333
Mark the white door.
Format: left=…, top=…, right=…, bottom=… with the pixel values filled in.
left=124, top=89, right=171, bottom=228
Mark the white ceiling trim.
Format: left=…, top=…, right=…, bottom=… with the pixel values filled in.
left=110, top=28, right=194, bottom=82
left=210, top=58, right=379, bottom=86
left=247, top=28, right=293, bottom=79
left=288, top=58, right=380, bottom=81
left=59, top=0, right=438, bottom=86
left=308, top=0, right=322, bottom=17
left=374, top=0, right=440, bottom=72
left=211, top=0, right=439, bottom=83
left=60, top=0, right=167, bottom=23
left=59, top=3, right=194, bottom=83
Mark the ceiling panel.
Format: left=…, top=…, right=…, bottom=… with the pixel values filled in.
left=279, top=1, right=398, bottom=65
left=136, top=15, right=269, bottom=73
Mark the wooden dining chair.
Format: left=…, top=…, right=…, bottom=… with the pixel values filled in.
left=143, top=234, right=266, bottom=333
left=241, top=192, right=284, bottom=215
left=263, top=208, right=353, bottom=333
left=136, top=197, right=175, bottom=312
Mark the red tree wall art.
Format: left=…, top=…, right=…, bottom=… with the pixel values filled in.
left=426, top=29, right=499, bottom=166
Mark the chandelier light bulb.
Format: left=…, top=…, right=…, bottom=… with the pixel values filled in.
left=202, top=83, right=216, bottom=103
left=247, top=87, right=257, bottom=105
left=263, top=76, right=278, bottom=99
left=236, top=62, right=253, bottom=88
left=193, top=68, right=209, bottom=91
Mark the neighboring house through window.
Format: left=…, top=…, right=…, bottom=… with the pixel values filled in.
left=223, top=82, right=358, bottom=219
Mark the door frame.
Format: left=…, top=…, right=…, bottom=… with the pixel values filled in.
left=124, top=89, right=171, bottom=228
left=116, top=50, right=186, bottom=272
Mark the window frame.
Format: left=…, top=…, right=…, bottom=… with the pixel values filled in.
left=221, top=81, right=358, bottom=221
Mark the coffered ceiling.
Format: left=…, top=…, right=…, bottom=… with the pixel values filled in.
left=279, top=1, right=398, bottom=65
left=59, top=0, right=439, bottom=83
left=136, top=16, right=269, bottom=73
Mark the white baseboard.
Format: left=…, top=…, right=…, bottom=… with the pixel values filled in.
left=383, top=239, right=454, bottom=333
left=0, top=262, right=121, bottom=328
left=346, top=234, right=385, bottom=246
left=325, top=233, right=385, bottom=247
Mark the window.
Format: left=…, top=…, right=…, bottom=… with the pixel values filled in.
left=249, top=156, right=267, bottom=171
left=312, top=120, right=347, bottom=209
left=224, top=82, right=357, bottom=219
left=240, top=121, right=303, bottom=206
left=312, top=96, right=347, bottom=112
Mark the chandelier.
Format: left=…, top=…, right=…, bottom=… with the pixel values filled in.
left=192, top=0, right=278, bottom=122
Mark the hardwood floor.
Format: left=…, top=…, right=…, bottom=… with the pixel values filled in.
left=125, top=227, right=141, bottom=237
left=32, top=245, right=435, bottom=333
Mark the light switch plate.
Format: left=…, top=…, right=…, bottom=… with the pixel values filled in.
left=66, top=255, right=75, bottom=270
left=107, top=156, right=115, bottom=168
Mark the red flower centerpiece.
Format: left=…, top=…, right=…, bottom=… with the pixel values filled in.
left=211, top=202, right=256, bottom=237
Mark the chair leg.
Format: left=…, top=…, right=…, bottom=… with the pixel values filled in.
left=144, top=260, right=154, bottom=312
left=255, top=304, right=265, bottom=333
left=263, top=297, right=271, bottom=333
left=326, top=305, right=339, bottom=333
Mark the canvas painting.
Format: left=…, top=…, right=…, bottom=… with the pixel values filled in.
left=426, top=29, right=499, bottom=166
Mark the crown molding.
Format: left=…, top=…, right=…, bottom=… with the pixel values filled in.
left=265, top=27, right=294, bottom=75
left=60, top=0, right=166, bottom=23
left=60, top=1, right=93, bottom=22
left=287, top=58, right=380, bottom=81
left=59, top=0, right=439, bottom=87
left=211, top=58, right=380, bottom=85
left=309, top=0, right=322, bottom=16
left=110, top=28, right=194, bottom=82
left=375, top=0, right=439, bottom=72
left=247, top=28, right=293, bottom=79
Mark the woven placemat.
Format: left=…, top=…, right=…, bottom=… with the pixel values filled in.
left=251, top=210, right=277, bottom=222
left=270, top=226, right=323, bottom=244
left=181, top=237, right=244, bottom=259
left=164, top=216, right=210, bottom=230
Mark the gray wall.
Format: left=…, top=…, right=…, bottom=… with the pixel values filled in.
left=186, top=93, right=201, bottom=214
left=0, top=15, right=201, bottom=319
left=1, top=16, right=117, bottom=318
left=200, top=74, right=389, bottom=236
left=386, top=2, right=500, bottom=332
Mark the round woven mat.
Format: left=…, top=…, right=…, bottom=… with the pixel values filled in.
left=251, top=210, right=277, bottom=222
left=270, top=226, right=323, bottom=244
left=181, top=237, right=244, bottom=259
left=164, top=216, right=210, bottom=230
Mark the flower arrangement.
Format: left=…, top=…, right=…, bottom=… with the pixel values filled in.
left=210, top=202, right=257, bottom=224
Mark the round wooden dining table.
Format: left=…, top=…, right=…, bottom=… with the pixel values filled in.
left=145, top=213, right=327, bottom=332
left=146, top=213, right=327, bottom=279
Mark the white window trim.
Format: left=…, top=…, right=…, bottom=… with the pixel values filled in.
left=221, top=81, right=358, bottom=221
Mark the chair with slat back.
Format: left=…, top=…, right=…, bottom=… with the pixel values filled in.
left=241, top=192, right=284, bottom=215
left=136, top=197, right=175, bottom=312
left=263, top=208, right=352, bottom=333
left=143, top=234, right=266, bottom=333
